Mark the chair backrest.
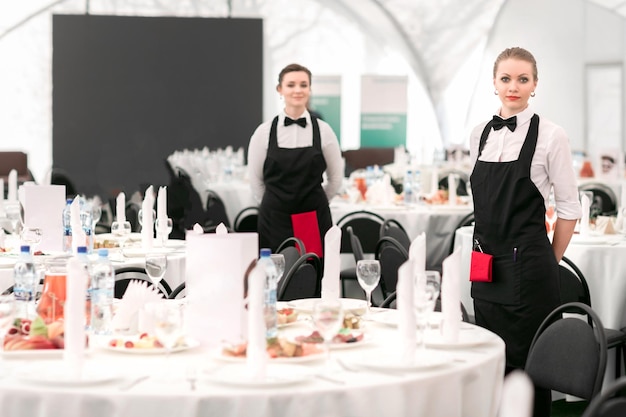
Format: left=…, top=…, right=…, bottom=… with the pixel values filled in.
left=579, top=182, right=618, bottom=216
left=125, top=201, right=142, bottom=233
left=277, top=236, right=306, bottom=279
left=277, top=236, right=306, bottom=256
left=336, top=210, right=385, bottom=254
left=375, top=236, right=408, bottom=298
left=277, top=252, right=322, bottom=301
left=559, top=256, right=592, bottom=306
left=167, top=167, right=208, bottom=237
left=114, top=266, right=171, bottom=298
left=168, top=282, right=186, bottom=299
left=347, top=226, right=364, bottom=263
left=525, top=302, right=607, bottom=401
left=581, top=375, right=626, bottom=417
left=205, top=189, right=231, bottom=229
left=379, top=218, right=411, bottom=251
left=233, top=206, right=259, bottom=232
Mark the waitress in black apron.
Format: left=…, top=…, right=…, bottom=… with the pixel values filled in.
left=247, top=63, right=343, bottom=258
left=469, top=47, right=581, bottom=417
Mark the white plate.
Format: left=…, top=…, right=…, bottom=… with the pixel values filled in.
left=204, top=364, right=313, bottom=388
left=569, top=234, right=608, bottom=245
left=14, top=363, right=122, bottom=387
left=342, top=349, right=450, bottom=372
left=287, top=298, right=368, bottom=315
left=425, top=329, right=493, bottom=348
left=101, top=337, right=200, bottom=354
left=283, top=330, right=371, bottom=350
left=2, top=348, right=92, bottom=359
left=213, top=350, right=326, bottom=364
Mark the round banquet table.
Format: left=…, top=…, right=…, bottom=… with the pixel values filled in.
left=0, top=311, right=505, bottom=417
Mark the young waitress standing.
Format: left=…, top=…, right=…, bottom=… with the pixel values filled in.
left=469, top=47, right=581, bottom=417
left=248, top=63, right=343, bottom=258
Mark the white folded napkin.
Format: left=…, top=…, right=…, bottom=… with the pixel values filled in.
left=70, top=197, right=86, bottom=254
left=321, top=225, right=342, bottom=300
left=192, top=223, right=204, bottom=234
left=116, top=192, right=126, bottom=223
left=448, top=174, right=457, bottom=206
left=215, top=223, right=229, bottom=235
left=499, top=370, right=534, bottom=417
left=141, top=186, right=154, bottom=249
left=441, top=248, right=461, bottom=343
left=7, top=169, right=17, bottom=202
left=247, top=263, right=267, bottom=380
left=115, top=280, right=163, bottom=334
left=409, top=232, right=426, bottom=277
left=579, top=193, right=591, bottom=236
left=397, top=259, right=416, bottom=364
left=157, top=186, right=167, bottom=220
left=65, top=257, right=87, bottom=380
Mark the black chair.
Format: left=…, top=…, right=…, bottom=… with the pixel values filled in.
left=233, top=206, right=259, bottom=232
left=379, top=218, right=410, bottom=251
left=276, top=236, right=306, bottom=256
left=559, top=256, right=626, bottom=379
left=277, top=252, right=323, bottom=301
left=205, top=189, right=231, bottom=230
left=336, top=210, right=385, bottom=297
left=581, top=375, right=626, bottom=417
left=166, top=166, right=209, bottom=238
left=525, top=302, right=607, bottom=403
left=277, top=237, right=307, bottom=281
left=168, top=282, right=186, bottom=299
left=114, top=266, right=171, bottom=299
left=125, top=201, right=142, bottom=233
left=579, top=182, right=618, bottom=216
left=374, top=235, right=408, bottom=300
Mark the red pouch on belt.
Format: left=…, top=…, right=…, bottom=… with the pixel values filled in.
left=470, top=250, right=493, bottom=282
left=291, top=211, right=323, bottom=258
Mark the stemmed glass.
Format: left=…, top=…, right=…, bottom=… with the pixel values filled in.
left=111, top=220, right=132, bottom=260
left=270, top=254, right=285, bottom=283
left=145, top=252, right=168, bottom=295
left=148, top=301, right=184, bottom=375
left=414, top=270, right=441, bottom=350
left=155, top=218, right=173, bottom=247
left=356, top=259, right=381, bottom=317
left=4, top=201, right=22, bottom=239
left=312, top=299, right=344, bottom=372
left=138, top=209, right=156, bottom=228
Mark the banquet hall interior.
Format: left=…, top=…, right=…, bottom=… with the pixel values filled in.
left=2, top=1, right=626, bottom=417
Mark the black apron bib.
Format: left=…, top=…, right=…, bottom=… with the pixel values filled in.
left=470, top=114, right=560, bottom=369
left=257, top=116, right=332, bottom=253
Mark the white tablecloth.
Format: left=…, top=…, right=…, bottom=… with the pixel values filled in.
left=0, top=314, right=505, bottom=417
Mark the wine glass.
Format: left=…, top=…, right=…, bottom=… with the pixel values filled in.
left=4, top=201, right=22, bottom=237
left=155, top=217, right=173, bottom=247
left=414, top=270, right=441, bottom=349
left=0, top=295, right=15, bottom=361
left=312, top=299, right=344, bottom=372
left=20, top=227, right=42, bottom=254
left=138, top=209, right=156, bottom=228
left=111, top=220, right=132, bottom=259
left=270, top=254, right=285, bottom=282
left=356, top=259, right=381, bottom=317
left=145, top=252, right=168, bottom=294
left=148, top=301, right=184, bottom=374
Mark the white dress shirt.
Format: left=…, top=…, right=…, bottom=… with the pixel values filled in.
left=247, top=110, right=343, bottom=204
left=469, top=106, right=582, bottom=220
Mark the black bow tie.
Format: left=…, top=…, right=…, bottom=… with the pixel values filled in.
left=284, top=117, right=307, bottom=128
left=492, top=115, right=517, bottom=132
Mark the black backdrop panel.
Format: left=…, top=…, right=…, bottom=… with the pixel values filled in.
left=52, top=14, right=262, bottom=198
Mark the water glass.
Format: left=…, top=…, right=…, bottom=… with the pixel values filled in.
left=145, top=252, right=168, bottom=291
left=270, top=254, right=285, bottom=282
left=20, top=227, right=42, bottom=253
left=111, top=220, right=132, bottom=259
left=312, top=299, right=344, bottom=372
left=155, top=217, right=173, bottom=247
left=414, top=270, right=441, bottom=349
left=356, top=259, right=381, bottom=317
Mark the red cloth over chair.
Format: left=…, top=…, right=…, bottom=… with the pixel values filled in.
left=291, top=211, right=323, bottom=258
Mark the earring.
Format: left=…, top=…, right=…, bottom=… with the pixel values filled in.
left=531, top=91, right=536, bottom=97
left=494, top=90, right=498, bottom=95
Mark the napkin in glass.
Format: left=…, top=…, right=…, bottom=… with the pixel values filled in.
left=7, top=169, right=17, bottom=202
left=499, top=370, right=534, bottom=417
left=246, top=263, right=267, bottom=380
left=321, top=225, right=341, bottom=300
left=141, top=186, right=154, bottom=249
left=409, top=232, right=426, bottom=277
left=441, top=248, right=461, bottom=343
left=70, top=197, right=86, bottom=254
left=397, top=259, right=416, bottom=364
left=65, top=257, right=88, bottom=379
left=114, top=280, right=163, bottom=334
left=116, top=192, right=126, bottom=223
left=215, top=223, right=229, bottom=235
left=579, top=193, right=591, bottom=236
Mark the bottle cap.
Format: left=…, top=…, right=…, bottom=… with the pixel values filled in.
left=77, top=246, right=88, bottom=254
left=20, top=245, right=30, bottom=253
left=260, top=248, right=271, bottom=257
left=98, top=248, right=109, bottom=257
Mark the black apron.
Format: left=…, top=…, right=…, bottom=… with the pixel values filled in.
left=470, top=114, right=560, bottom=369
left=257, top=116, right=332, bottom=254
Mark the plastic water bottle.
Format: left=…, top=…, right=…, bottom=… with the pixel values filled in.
left=13, top=245, right=38, bottom=319
left=76, top=246, right=92, bottom=327
left=90, top=248, right=115, bottom=335
left=62, top=198, right=73, bottom=253
left=412, top=170, right=422, bottom=204
left=404, top=170, right=414, bottom=205
left=79, top=197, right=94, bottom=254
left=259, top=248, right=278, bottom=340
